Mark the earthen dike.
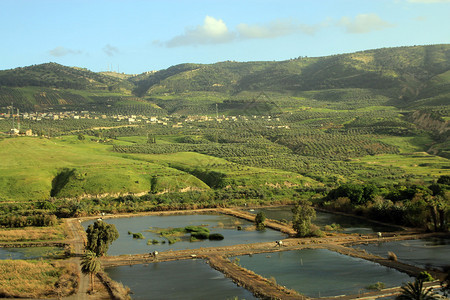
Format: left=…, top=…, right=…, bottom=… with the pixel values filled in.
left=69, top=208, right=448, bottom=300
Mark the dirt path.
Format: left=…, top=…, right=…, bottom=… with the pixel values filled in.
left=64, top=219, right=89, bottom=300
left=208, top=254, right=304, bottom=299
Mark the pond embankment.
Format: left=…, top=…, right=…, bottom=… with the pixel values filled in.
left=70, top=208, right=449, bottom=299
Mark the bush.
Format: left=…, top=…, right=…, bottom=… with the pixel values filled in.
left=255, top=212, right=266, bottom=230
left=132, top=232, right=144, bottom=239
left=208, top=233, right=224, bottom=240
left=185, top=226, right=209, bottom=233
left=388, top=251, right=397, bottom=261
left=417, top=271, right=434, bottom=282
left=366, top=282, right=385, bottom=291
left=190, top=231, right=209, bottom=240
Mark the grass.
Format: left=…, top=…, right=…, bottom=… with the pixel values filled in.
left=129, top=151, right=320, bottom=189
left=0, top=136, right=209, bottom=201
left=354, top=153, right=450, bottom=180
left=379, top=135, right=434, bottom=153
left=0, top=260, right=78, bottom=298
left=0, top=225, right=66, bottom=242
left=148, top=225, right=212, bottom=243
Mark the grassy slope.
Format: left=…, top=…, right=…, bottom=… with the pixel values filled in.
left=128, top=151, right=320, bottom=188
left=0, top=137, right=208, bottom=201
left=0, top=136, right=320, bottom=202
left=353, top=152, right=450, bottom=183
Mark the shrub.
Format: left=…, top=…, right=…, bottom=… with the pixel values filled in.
left=255, top=212, right=266, bottom=230
left=417, top=271, right=434, bottom=282
left=208, top=233, right=224, bottom=240
left=190, top=231, right=209, bottom=240
left=366, top=282, right=385, bottom=291
left=185, top=226, right=209, bottom=233
left=388, top=251, right=397, bottom=261
left=132, top=232, right=144, bottom=239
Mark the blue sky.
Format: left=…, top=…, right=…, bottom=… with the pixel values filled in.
left=1, top=0, right=449, bottom=74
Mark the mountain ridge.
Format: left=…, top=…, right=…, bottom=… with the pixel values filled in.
left=0, top=44, right=449, bottom=113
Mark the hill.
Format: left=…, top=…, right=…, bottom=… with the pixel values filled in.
left=0, top=44, right=449, bottom=114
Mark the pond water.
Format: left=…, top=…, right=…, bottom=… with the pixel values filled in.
left=0, top=246, right=63, bottom=260
left=83, top=214, right=286, bottom=256
left=105, top=259, right=256, bottom=300
left=353, top=237, right=450, bottom=271
left=248, top=206, right=399, bottom=234
left=235, top=249, right=412, bottom=298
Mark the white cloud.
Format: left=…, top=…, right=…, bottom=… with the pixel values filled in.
left=166, top=16, right=235, bottom=47
left=339, top=14, right=395, bottom=34
left=103, top=44, right=119, bottom=56
left=163, top=16, right=328, bottom=47
left=48, top=46, right=82, bottom=57
left=237, top=19, right=321, bottom=39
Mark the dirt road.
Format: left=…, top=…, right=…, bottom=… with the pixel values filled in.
left=64, top=219, right=89, bottom=300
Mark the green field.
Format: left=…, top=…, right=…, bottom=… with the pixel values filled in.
left=0, top=137, right=208, bottom=201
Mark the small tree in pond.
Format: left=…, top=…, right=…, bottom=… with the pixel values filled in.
left=86, top=220, right=119, bottom=256
left=255, top=211, right=266, bottom=230
left=292, top=200, right=316, bottom=237
left=81, top=250, right=101, bottom=292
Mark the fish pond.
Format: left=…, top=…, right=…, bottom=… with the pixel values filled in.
left=353, top=237, right=450, bottom=271
left=234, top=249, right=413, bottom=298
left=0, top=246, right=64, bottom=260
left=105, top=259, right=256, bottom=300
left=83, top=214, right=286, bottom=255
left=248, top=206, right=400, bottom=234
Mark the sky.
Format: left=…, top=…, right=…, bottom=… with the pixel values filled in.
left=1, top=0, right=450, bottom=74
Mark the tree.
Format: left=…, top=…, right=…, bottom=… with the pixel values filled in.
left=255, top=211, right=266, bottom=230
left=292, top=200, right=316, bottom=237
left=441, top=269, right=450, bottom=297
left=396, top=278, right=438, bottom=300
left=81, top=250, right=101, bottom=292
left=150, top=175, right=158, bottom=193
left=86, top=220, right=119, bottom=256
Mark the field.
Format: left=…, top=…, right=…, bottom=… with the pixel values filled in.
left=0, top=224, right=66, bottom=242
left=0, top=260, right=78, bottom=298
left=0, top=109, right=448, bottom=204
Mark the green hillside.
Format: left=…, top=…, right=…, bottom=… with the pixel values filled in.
left=0, top=136, right=321, bottom=202
left=1, top=44, right=449, bottom=114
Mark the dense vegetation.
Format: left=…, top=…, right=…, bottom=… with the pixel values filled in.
left=0, top=44, right=449, bottom=231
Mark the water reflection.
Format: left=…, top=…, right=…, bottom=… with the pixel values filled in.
left=0, top=246, right=63, bottom=260
left=105, top=259, right=256, bottom=300
left=353, top=237, right=450, bottom=271
left=83, top=214, right=286, bottom=255
left=248, top=206, right=399, bottom=234
left=235, top=249, right=412, bottom=297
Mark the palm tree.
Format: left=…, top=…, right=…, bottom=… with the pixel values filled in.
left=81, top=250, right=101, bottom=292
left=396, top=278, right=438, bottom=300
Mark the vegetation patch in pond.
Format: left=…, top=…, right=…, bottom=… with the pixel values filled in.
left=146, top=225, right=223, bottom=243
left=83, top=214, right=286, bottom=255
